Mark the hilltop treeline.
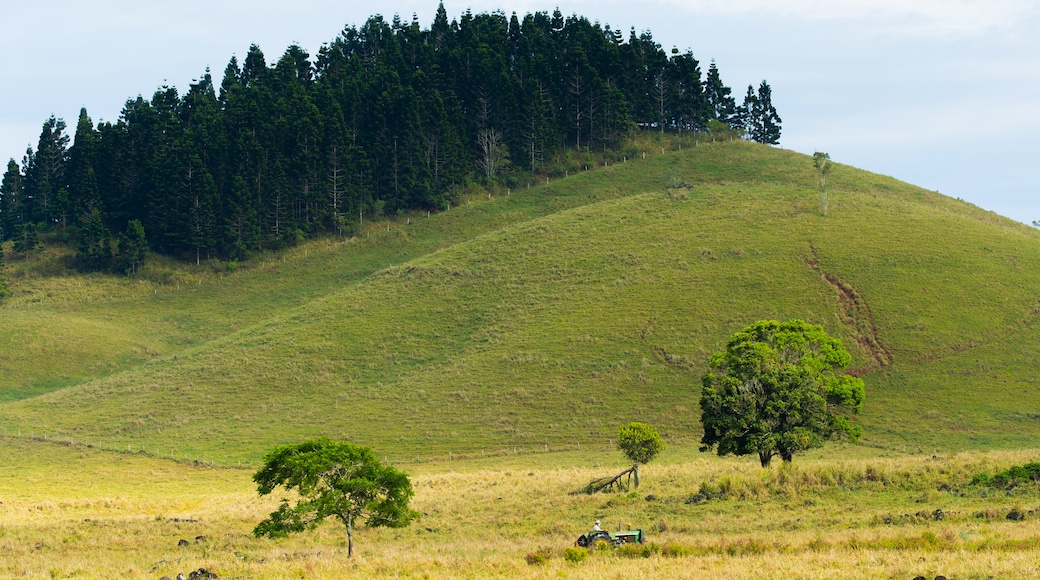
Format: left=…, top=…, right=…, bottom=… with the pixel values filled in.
left=0, top=4, right=780, bottom=268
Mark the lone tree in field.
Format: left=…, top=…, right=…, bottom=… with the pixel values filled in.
left=617, top=422, right=664, bottom=488
left=575, top=423, right=665, bottom=494
left=813, top=151, right=832, bottom=215
left=699, top=319, right=865, bottom=467
left=253, top=438, right=417, bottom=557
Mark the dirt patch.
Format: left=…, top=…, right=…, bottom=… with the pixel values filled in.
left=806, top=245, right=892, bottom=376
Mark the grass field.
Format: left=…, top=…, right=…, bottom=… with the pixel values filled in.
left=2, top=437, right=1039, bottom=579
left=3, top=137, right=1040, bottom=577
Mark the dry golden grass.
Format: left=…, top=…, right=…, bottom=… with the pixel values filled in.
left=3, top=437, right=1039, bottom=578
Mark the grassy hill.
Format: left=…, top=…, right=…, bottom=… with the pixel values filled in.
left=2, top=137, right=1039, bottom=464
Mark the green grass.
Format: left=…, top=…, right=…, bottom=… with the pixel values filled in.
left=1, top=138, right=1040, bottom=465
left=2, top=436, right=1039, bottom=579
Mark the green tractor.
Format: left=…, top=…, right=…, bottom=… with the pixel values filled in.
left=575, top=528, right=645, bottom=548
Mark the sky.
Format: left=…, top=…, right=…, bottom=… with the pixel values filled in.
left=1, top=0, right=1037, bottom=223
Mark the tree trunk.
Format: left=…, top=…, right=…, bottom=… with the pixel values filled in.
left=633, top=464, right=640, bottom=488
left=346, top=516, right=354, bottom=558
left=759, top=451, right=773, bottom=467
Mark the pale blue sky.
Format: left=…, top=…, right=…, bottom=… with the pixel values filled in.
left=2, top=0, right=1037, bottom=223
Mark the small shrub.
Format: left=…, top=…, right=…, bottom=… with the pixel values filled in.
left=563, top=546, right=588, bottom=563
left=615, top=542, right=659, bottom=558
left=664, top=168, right=693, bottom=190
left=524, top=547, right=552, bottom=565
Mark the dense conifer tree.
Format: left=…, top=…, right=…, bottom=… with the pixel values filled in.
left=76, top=207, right=113, bottom=271
left=5, top=4, right=777, bottom=265
left=115, top=219, right=148, bottom=275
left=704, top=60, right=737, bottom=126
left=24, top=116, right=70, bottom=227
left=1, top=160, right=25, bottom=241
left=743, top=80, right=781, bottom=144
left=66, top=108, right=101, bottom=230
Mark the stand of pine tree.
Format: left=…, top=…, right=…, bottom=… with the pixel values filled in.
left=0, top=4, right=779, bottom=265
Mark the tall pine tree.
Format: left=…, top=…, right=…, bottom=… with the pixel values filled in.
left=67, top=108, right=102, bottom=230
left=1, top=160, right=25, bottom=241
left=24, top=116, right=70, bottom=226
left=704, top=60, right=737, bottom=126
left=743, top=80, right=781, bottom=144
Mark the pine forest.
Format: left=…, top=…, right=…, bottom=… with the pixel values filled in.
left=0, top=4, right=780, bottom=267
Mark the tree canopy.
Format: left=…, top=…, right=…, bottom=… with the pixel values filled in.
left=617, top=422, right=664, bottom=465
left=617, top=421, right=664, bottom=488
left=812, top=151, right=832, bottom=189
left=699, top=319, right=865, bottom=467
left=1, top=4, right=778, bottom=268
left=253, top=437, right=416, bottom=557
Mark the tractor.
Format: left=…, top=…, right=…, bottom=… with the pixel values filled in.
left=575, top=528, right=645, bottom=548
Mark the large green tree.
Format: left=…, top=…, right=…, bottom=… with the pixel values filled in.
left=253, top=438, right=417, bottom=557
left=699, top=319, right=865, bottom=467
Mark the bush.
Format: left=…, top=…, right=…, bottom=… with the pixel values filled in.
left=971, top=462, right=1040, bottom=489
left=524, top=547, right=552, bottom=565
left=563, top=546, right=588, bottom=563
left=615, top=542, right=660, bottom=558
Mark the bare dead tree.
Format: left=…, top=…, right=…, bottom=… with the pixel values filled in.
left=573, top=466, right=638, bottom=495
left=328, top=146, right=346, bottom=234
left=569, top=68, right=585, bottom=149
left=476, top=127, right=504, bottom=182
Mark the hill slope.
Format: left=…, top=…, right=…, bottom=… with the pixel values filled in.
left=2, top=139, right=1039, bottom=463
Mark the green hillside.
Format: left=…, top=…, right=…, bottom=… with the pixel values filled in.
left=3, top=139, right=1039, bottom=463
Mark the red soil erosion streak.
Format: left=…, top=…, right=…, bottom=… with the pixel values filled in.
left=806, top=245, right=893, bottom=377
